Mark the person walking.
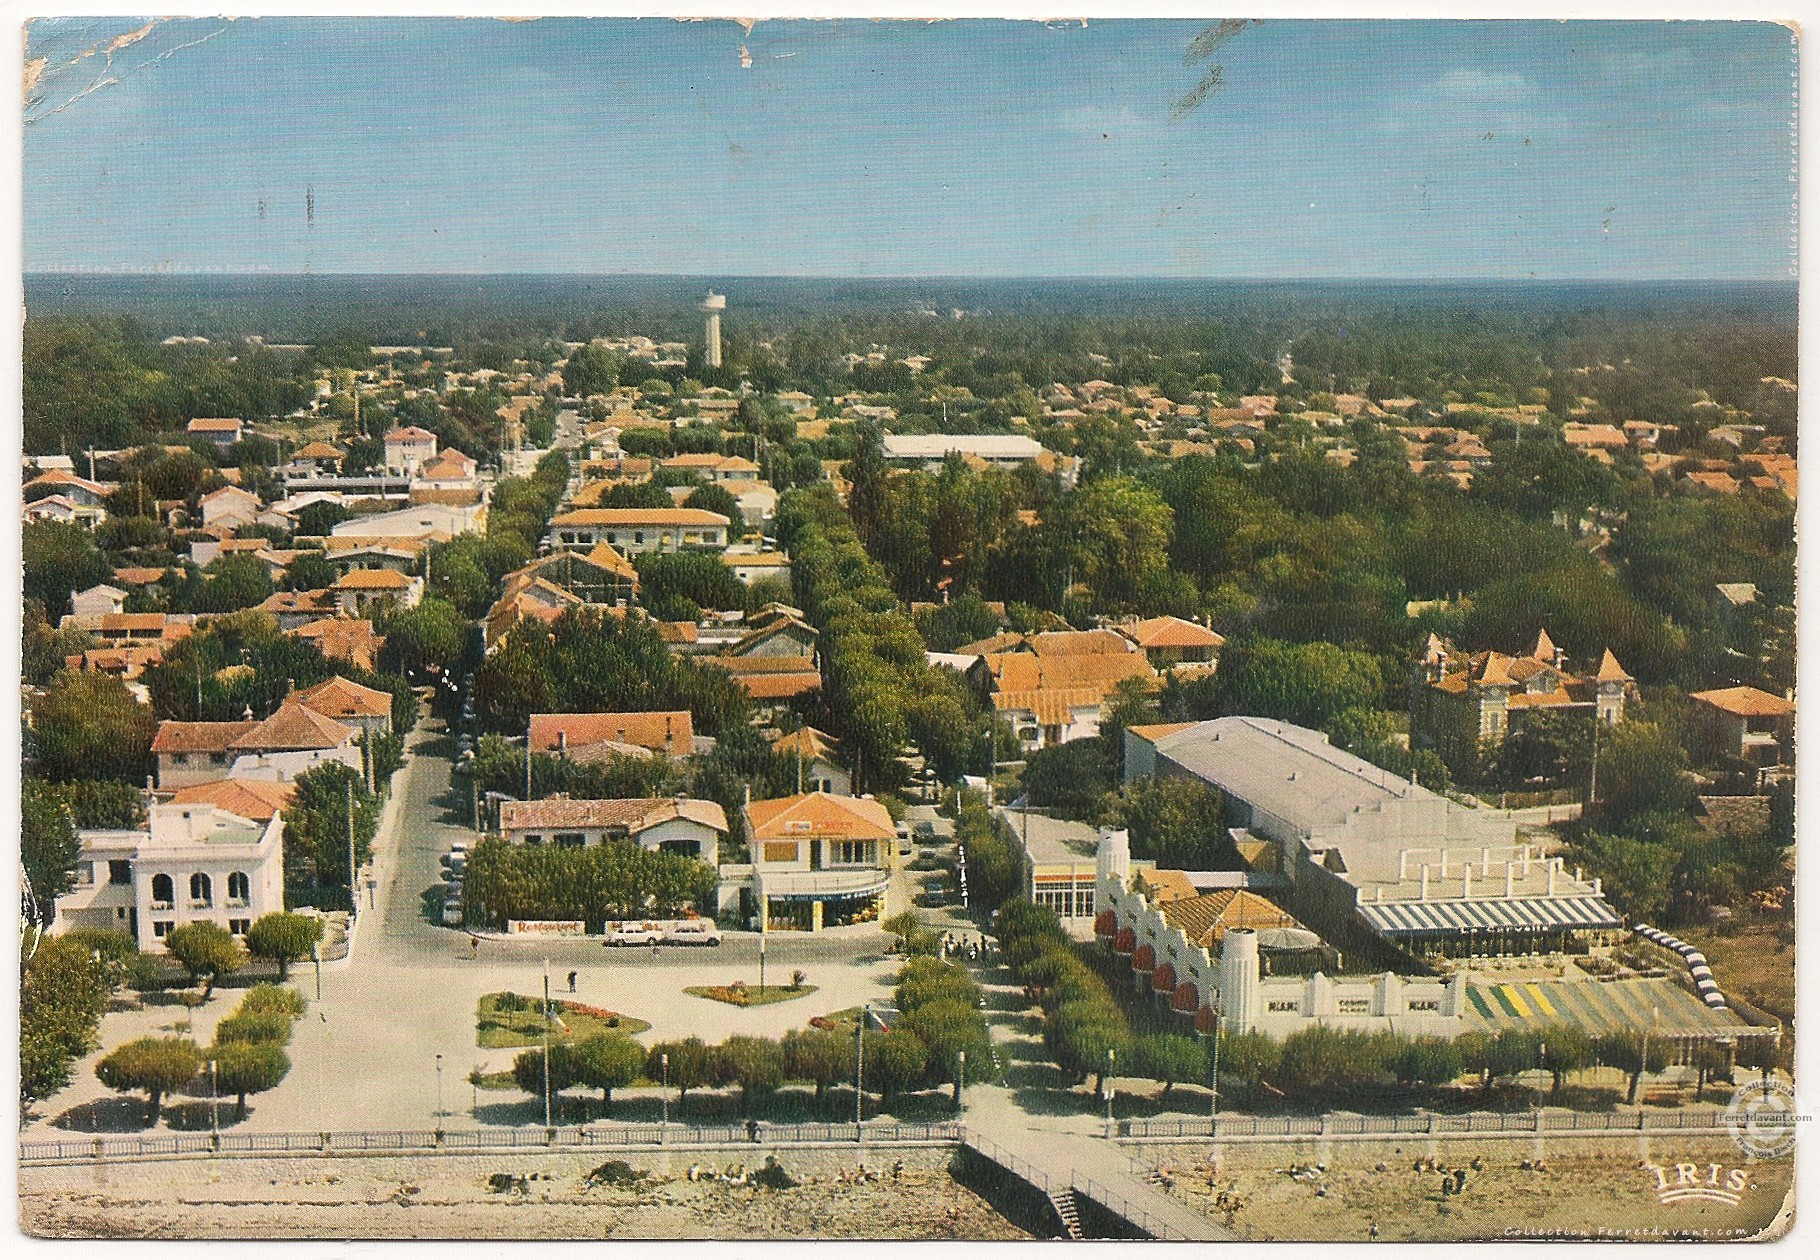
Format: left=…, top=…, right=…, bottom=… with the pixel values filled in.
left=567, top=970, right=578, bottom=994
left=470, top=935, right=479, bottom=959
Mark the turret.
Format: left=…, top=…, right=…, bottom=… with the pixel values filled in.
left=1219, top=927, right=1261, bottom=1033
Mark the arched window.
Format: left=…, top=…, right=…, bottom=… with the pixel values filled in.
left=189, top=872, right=212, bottom=904
left=227, top=872, right=250, bottom=902
left=151, top=873, right=174, bottom=906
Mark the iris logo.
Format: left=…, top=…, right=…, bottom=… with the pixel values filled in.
left=1643, top=1162, right=1751, bottom=1207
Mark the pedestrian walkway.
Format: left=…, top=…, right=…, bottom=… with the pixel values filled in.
left=963, top=1123, right=1233, bottom=1240
left=955, top=955, right=1231, bottom=1239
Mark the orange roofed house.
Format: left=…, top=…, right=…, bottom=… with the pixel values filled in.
left=1411, top=629, right=1634, bottom=769
left=528, top=711, right=695, bottom=761
left=151, top=697, right=361, bottom=788
left=1688, top=685, right=1796, bottom=788
left=740, top=793, right=897, bottom=932
left=958, top=631, right=1154, bottom=751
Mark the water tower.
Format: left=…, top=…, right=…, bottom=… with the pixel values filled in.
left=700, top=291, right=727, bottom=368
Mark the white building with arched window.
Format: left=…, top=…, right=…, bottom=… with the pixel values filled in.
left=53, top=803, right=285, bottom=950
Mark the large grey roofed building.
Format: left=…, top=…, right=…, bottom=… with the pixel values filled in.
left=1125, top=717, right=1621, bottom=959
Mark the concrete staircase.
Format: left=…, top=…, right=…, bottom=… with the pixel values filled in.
left=1048, top=1188, right=1083, bottom=1240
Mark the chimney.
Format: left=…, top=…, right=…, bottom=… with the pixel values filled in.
left=742, top=783, right=751, bottom=807
left=557, top=730, right=567, bottom=753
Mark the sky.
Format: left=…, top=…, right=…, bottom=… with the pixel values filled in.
left=20, top=16, right=1800, bottom=279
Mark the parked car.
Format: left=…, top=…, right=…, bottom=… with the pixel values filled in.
left=604, top=920, right=665, bottom=946
left=441, top=900, right=464, bottom=926
left=442, top=853, right=466, bottom=875
left=913, top=820, right=938, bottom=841
left=896, top=823, right=913, bottom=856
left=662, top=920, right=723, bottom=946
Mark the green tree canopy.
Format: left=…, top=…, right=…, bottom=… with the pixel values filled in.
left=208, top=1040, right=290, bottom=1120
left=28, top=672, right=157, bottom=785
left=22, top=521, right=111, bottom=619
left=244, top=913, right=324, bottom=980
left=163, top=922, right=246, bottom=998
left=95, top=1036, right=204, bottom=1122
left=570, top=1034, right=646, bottom=1116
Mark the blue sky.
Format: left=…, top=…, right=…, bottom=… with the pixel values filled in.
left=22, top=17, right=1798, bottom=279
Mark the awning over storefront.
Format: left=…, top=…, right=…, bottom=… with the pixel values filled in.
left=1152, top=962, right=1177, bottom=993
left=756, top=868, right=890, bottom=903
left=1113, top=927, right=1136, bottom=954
left=1359, top=895, right=1621, bottom=937
left=1172, top=982, right=1199, bottom=1013
left=1093, top=909, right=1117, bottom=937
left=1131, top=943, right=1156, bottom=972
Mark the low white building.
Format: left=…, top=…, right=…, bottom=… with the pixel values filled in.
left=54, top=803, right=285, bottom=950
left=497, top=796, right=727, bottom=864
left=1094, top=829, right=1466, bottom=1039
left=545, top=507, right=730, bottom=554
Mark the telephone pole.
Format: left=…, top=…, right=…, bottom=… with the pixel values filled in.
left=345, top=779, right=357, bottom=919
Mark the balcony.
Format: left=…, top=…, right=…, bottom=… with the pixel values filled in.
left=189, top=900, right=213, bottom=911
left=225, top=899, right=250, bottom=910
left=150, top=901, right=174, bottom=912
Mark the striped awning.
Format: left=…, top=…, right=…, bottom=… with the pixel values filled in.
left=1359, top=895, right=1622, bottom=937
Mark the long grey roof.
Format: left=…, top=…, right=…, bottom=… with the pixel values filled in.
left=1151, top=717, right=1436, bottom=838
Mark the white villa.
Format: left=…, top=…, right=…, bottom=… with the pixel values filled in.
left=53, top=802, right=286, bottom=950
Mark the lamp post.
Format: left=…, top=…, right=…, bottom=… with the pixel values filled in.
left=956, top=1049, right=966, bottom=1112
left=1639, top=1005, right=1660, bottom=1104
left=436, top=1054, right=445, bottom=1125
left=759, top=931, right=768, bottom=995
left=661, top=1053, right=670, bottom=1135
left=1104, top=1048, right=1116, bottom=1136
left=542, top=958, right=553, bottom=1132
left=345, top=779, right=357, bottom=922
left=209, top=1058, right=219, bottom=1137
left=1208, top=1008, right=1221, bottom=1123
left=855, top=1004, right=869, bottom=1132
left=311, top=942, right=322, bottom=1001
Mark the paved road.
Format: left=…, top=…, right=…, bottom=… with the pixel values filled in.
left=30, top=723, right=913, bottom=1136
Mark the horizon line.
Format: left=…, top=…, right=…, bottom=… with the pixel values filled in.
left=24, top=270, right=1796, bottom=285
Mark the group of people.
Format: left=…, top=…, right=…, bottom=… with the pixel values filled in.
left=941, top=933, right=991, bottom=962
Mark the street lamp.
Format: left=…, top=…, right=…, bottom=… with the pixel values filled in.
left=311, top=942, right=322, bottom=1001
left=956, top=1049, right=966, bottom=1112
left=1104, top=1049, right=1116, bottom=1135
left=542, top=958, right=554, bottom=1131
left=1639, top=1005, right=1660, bottom=1105
left=1208, top=1007, right=1221, bottom=1124
left=436, top=1054, right=445, bottom=1125
left=855, top=1004, right=870, bottom=1132
left=759, top=931, right=768, bottom=996
left=209, top=1058, right=219, bottom=1137
left=661, top=1053, right=670, bottom=1134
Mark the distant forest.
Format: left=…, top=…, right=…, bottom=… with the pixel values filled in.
left=20, top=273, right=1797, bottom=457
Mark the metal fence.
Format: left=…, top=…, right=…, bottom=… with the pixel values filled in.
left=1072, top=1176, right=1194, bottom=1241
left=1120, top=1107, right=1738, bottom=1143
left=19, top=1120, right=962, bottom=1167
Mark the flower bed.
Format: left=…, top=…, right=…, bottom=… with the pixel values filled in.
left=685, top=981, right=819, bottom=1008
